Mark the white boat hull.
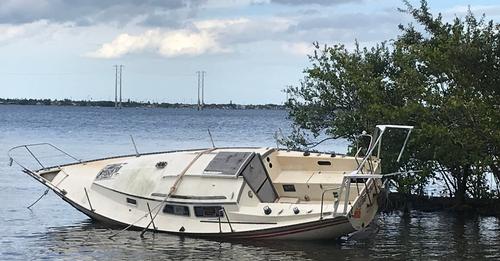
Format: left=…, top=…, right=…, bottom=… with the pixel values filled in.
left=12, top=135, right=406, bottom=241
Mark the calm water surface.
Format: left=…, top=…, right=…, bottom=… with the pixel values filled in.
left=0, top=105, right=499, bottom=260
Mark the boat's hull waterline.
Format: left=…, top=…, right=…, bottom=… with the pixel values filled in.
left=10, top=125, right=413, bottom=240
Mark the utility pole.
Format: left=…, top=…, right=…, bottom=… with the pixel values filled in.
left=119, top=65, right=123, bottom=109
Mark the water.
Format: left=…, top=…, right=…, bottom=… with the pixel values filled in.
left=1, top=105, right=499, bottom=260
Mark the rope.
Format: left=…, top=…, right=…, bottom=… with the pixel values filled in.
left=108, top=208, right=158, bottom=239
left=109, top=148, right=216, bottom=239
left=27, top=188, right=49, bottom=209
left=140, top=148, right=216, bottom=237
left=305, top=137, right=338, bottom=150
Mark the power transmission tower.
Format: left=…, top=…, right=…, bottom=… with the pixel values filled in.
left=119, top=65, right=123, bottom=109
left=201, top=71, right=206, bottom=110
left=114, top=65, right=118, bottom=108
left=197, top=71, right=201, bottom=111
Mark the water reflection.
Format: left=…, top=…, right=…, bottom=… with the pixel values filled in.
left=2, top=212, right=493, bottom=260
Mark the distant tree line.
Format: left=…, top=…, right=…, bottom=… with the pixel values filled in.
left=0, top=98, right=285, bottom=110
left=283, top=0, right=500, bottom=205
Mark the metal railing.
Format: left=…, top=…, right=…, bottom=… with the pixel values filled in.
left=323, top=173, right=383, bottom=220
left=8, top=143, right=81, bottom=172
left=318, top=125, right=414, bottom=220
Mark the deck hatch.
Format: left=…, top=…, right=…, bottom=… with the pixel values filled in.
left=204, top=152, right=252, bottom=175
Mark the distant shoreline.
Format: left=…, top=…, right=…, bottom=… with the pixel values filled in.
left=0, top=98, right=285, bottom=110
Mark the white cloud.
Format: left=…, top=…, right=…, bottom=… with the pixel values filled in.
left=0, top=20, right=69, bottom=44
left=0, top=25, right=26, bottom=43
left=87, top=32, right=152, bottom=58
left=158, top=30, right=227, bottom=57
left=88, top=17, right=295, bottom=58
left=87, top=28, right=229, bottom=58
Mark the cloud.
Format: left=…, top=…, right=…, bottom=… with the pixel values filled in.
left=88, top=17, right=295, bottom=58
left=196, top=17, right=292, bottom=45
left=0, top=20, right=68, bottom=44
left=291, top=12, right=403, bottom=31
left=0, top=0, right=205, bottom=26
left=87, top=29, right=227, bottom=58
left=0, top=24, right=27, bottom=43
left=86, top=20, right=245, bottom=58
left=283, top=9, right=407, bottom=44
left=271, top=0, right=362, bottom=6
left=87, top=7, right=407, bottom=59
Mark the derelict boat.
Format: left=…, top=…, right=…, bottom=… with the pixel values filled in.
left=9, top=125, right=413, bottom=240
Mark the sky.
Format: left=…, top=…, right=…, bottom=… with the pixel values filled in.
left=1, top=0, right=500, bottom=104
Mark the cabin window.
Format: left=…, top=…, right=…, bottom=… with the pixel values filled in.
left=163, top=204, right=190, bottom=216
left=194, top=206, right=223, bottom=217
left=282, top=184, right=296, bottom=192
left=95, top=163, right=124, bottom=180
